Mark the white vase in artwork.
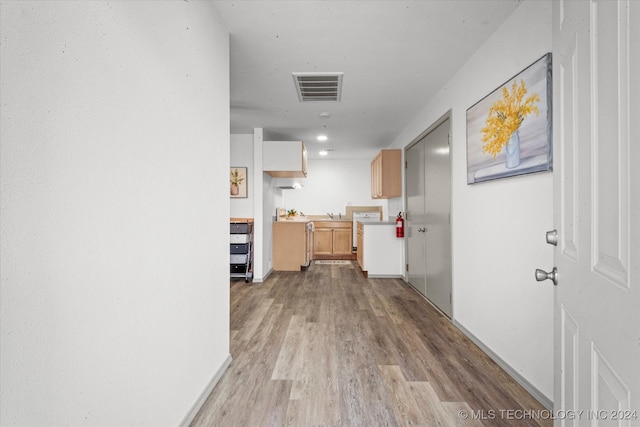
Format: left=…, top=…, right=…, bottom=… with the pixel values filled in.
left=504, top=130, right=521, bottom=169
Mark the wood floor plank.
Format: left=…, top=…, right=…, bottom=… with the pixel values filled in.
left=441, top=401, right=485, bottom=427
left=336, top=340, right=398, bottom=427
left=232, top=297, right=274, bottom=342
left=379, top=365, right=434, bottom=426
left=290, top=322, right=340, bottom=425
left=378, top=292, right=408, bottom=325
left=190, top=350, right=262, bottom=426
left=191, top=262, right=551, bottom=427
left=411, top=381, right=464, bottom=426
left=245, top=378, right=292, bottom=427
left=244, top=302, right=284, bottom=353
left=271, top=315, right=306, bottom=380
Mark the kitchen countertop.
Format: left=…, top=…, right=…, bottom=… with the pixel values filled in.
left=277, top=218, right=395, bottom=225
left=357, top=220, right=395, bottom=225
left=276, top=216, right=351, bottom=223
left=276, top=206, right=383, bottom=223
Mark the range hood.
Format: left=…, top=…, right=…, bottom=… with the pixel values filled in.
left=275, top=178, right=305, bottom=190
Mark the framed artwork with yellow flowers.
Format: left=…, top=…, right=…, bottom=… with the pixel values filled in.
left=466, top=53, right=552, bottom=184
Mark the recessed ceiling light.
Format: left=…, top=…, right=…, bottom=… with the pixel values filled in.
left=319, top=150, right=328, bottom=156
left=317, top=135, right=328, bottom=142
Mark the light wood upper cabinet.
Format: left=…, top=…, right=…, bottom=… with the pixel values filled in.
left=263, top=141, right=307, bottom=178
left=371, top=149, right=401, bottom=199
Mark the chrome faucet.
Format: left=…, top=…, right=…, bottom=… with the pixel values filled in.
left=327, top=212, right=334, bottom=219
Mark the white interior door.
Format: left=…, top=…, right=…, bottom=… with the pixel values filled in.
left=406, top=136, right=426, bottom=296
left=405, top=118, right=452, bottom=318
left=552, top=1, right=639, bottom=424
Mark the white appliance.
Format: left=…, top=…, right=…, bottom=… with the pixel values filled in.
left=352, top=212, right=381, bottom=250
left=304, top=221, right=314, bottom=268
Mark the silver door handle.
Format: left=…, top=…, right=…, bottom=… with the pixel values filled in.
left=545, top=229, right=558, bottom=246
left=535, top=267, right=558, bottom=286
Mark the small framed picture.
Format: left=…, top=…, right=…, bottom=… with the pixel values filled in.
left=230, top=167, right=248, bottom=198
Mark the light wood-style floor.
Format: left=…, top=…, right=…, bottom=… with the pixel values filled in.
left=191, top=261, right=551, bottom=426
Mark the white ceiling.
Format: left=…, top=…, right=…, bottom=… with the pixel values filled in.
left=213, top=0, right=521, bottom=159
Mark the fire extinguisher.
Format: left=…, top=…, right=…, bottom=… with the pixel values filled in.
left=396, top=212, right=405, bottom=238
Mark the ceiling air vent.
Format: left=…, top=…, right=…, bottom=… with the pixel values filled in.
left=292, top=72, right=343, bottom=102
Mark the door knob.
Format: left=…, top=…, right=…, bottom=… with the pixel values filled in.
left=545, top=229, right=558, bottom=246
left=535, top=267, right=558, bottom=286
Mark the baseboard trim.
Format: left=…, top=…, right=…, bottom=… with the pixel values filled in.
left=453, top=320, right=553, bottom=410
left=180, top=353, right=232, bottom=427
left=254, top=267, right=272, bottom=283
left=368, top=274, right=403, bottom=279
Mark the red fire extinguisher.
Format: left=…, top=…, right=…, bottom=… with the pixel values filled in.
left=396, top=212, right=405, bottom=238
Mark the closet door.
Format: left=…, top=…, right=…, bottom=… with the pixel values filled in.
left=423, top=119, right=452, bottom=318
left=406, top=138, right=427, bottom=296
left=405, top=118, right=452, bottom=318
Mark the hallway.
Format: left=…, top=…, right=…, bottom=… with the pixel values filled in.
left=192, top=262, right=550, bottom=426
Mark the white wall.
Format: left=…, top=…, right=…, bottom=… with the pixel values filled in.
left=228, top=129, right=285, bottom=281
left=390, top=1, right=554, bottom=402
left=230, top=134, right=254, bottom=219
left=0, top=2, right=230, bottom=425
left=282, top=158, right=388, bottom=218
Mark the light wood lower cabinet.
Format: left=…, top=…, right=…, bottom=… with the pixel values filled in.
left=273, top=222, right=310, bottom=271
left=333, top=228, right=352, bottom=255
left=313, top=228, right=333, bottom=256
left=313, top=221, right=352, bottom=258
